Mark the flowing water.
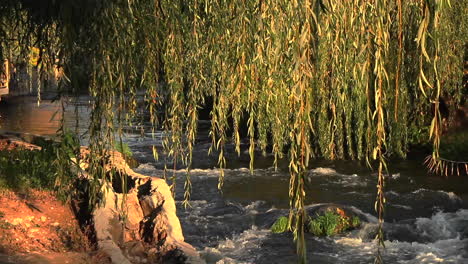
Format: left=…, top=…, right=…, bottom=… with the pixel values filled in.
left=1, top=97, right=467, bottom=264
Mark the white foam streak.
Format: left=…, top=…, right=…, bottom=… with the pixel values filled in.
left=310, top=167, right=338, bottom=175
left=335, top=210, right=468, bottom=263
left=200, top=227, right=269, bottom=264
left=415, top=209, right=468, bottom=240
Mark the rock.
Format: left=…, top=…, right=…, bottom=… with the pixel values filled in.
left=147, top=248, right=157, bottom=255
left=123, top=190, right=144, bottom=240
left=139, top=192, right=163, bottom=218
left=93, top=183, right=130, bottom=264
left=309, top=167, right=338, bottom=175
left=124, top=241, right=146, bottom=258
left=0, top=135, right=203, bottom=264
left=162, top=248, right=187, bottom=264
left=83, top=148, right=203, bottom=264
left=98, top=240, right=131, bottom=264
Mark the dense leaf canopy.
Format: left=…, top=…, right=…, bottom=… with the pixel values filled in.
left=1, top=0, right=467, bottom=262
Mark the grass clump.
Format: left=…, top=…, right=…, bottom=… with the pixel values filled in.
left=351, top=216, right=361, bottom=227
left=307, top=211, right=361, bottom=237
left=271, top=210, right=362, bottom=236
left=271, top=216, right=289, bottom=233
left=0, top=132, right=79, bottom=199
left=308, top=211, right=342, bottom=236
left=0, top=145, right=57, bottom=192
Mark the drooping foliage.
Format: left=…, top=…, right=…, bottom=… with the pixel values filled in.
left=0, top=0, right=466, bottom=262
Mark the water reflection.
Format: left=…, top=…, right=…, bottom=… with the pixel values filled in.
left=0, top=96, right=90, bottom=137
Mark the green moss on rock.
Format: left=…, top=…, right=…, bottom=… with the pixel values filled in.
left=271, top=216, right=289, bottom=233
left=307, top=210, right=361, bottom=236
left=271, top=206, right=362, bottom=236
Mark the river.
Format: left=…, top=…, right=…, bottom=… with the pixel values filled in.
left=1, top=96, right=467, bottom=263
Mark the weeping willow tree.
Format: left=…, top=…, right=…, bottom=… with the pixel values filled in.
left=0, top=0, right=467, bottom=262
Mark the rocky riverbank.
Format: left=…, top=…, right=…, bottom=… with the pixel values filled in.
left=0, top=135, right=201, bottom=264
left=0, top=189, right=107, bottom=264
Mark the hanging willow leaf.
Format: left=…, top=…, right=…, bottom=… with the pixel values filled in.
left=0, top=0, right=466, bottom=263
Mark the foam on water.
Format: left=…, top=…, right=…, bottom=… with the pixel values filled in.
left=132, top=158, right=467, bottom=263
left=335, top=236, right=466, bottom=262
left=412, top=188, right=462, bottom=203
left=391, top=204, right=413, bottom=210
left=333, top=236, right=467, bottom=263
left=387, top=190, right=400, bottom=197
left=200, top=227, right=270, bottom=264
left=338, top=209, right=468, bottom=263
left=344, top=191, right=373, bottom=197
left=348, top=206, right=379, bottom=223
left=135, top=165, right=288, bottom=180
left=415, top=209, right=468, bottom=241
left=306, top=167, right=370, bottom=188
left=309, top=167, right=338, bottom=175
left=184, top=200, right=467, bottom=263
left=193, top=209, right=468, bottom=263
left=133, top=163, right=159, bottom=175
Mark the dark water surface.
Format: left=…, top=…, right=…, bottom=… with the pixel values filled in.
left=1, top=96, right=467, bottom=263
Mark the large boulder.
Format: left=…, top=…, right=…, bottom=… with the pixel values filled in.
left=78, top=148, right=203, bottom=264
